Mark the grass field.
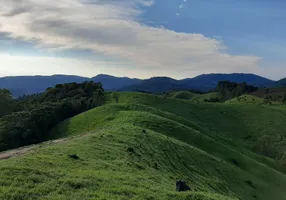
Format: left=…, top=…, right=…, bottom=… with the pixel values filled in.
left=166, top=91, right=198, bottom=100
left=166, top=91, right=221, bottom=102
left=1, top=92, right=286, bottom=200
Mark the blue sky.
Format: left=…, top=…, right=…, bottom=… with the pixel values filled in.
left=0, top=0, right=285, bottom=80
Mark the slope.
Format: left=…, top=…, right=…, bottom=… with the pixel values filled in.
left=166, top=91, right=199, bottom=100
left=252, top=87, right=286, bottom=103
left=1, top=92, right=286, bottom=200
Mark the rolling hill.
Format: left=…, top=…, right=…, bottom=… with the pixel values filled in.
left=1, top=92, right=286, bottom=200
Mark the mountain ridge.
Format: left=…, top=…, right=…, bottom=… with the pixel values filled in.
left=0, top=73, right=283, bottom=97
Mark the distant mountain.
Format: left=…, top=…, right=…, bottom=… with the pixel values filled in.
left=0, top=73, right=277, bottom=97
left=92, top=74, right=142, bottom=90
left=0, top=74, right=142, bottom=97
left=0, top=75, right=88, bottom=97
left=181, top=73, right=275, bottom=91
left=120, top=77, right=187, bottom=93
left=277, top=78, right=286, bottom=86
left=120, top=73, right=275, bottom=93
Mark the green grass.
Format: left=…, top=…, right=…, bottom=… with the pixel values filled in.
left=225, top=94, right=282, bottom=105
left=191, top=92, right=221, bottom=102
left=1, top=92, right=286, bottom=200
left=167, top=91, right=198, bottom=100
left=165, top=91, right=221, bottom=103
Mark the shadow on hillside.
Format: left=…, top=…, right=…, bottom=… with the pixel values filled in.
left=46, top=118, right=73, bottom=141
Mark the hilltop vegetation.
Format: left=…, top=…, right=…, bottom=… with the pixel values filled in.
left=165, top=81, right=259, bottom=103
left=0, top=82, right=104, bottom=151
left=1, top=92, right=286, bottom=199
left=252, top=87, right=286, bottom=103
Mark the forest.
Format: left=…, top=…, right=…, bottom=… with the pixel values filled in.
left=0, top=81, right=104, bottom=151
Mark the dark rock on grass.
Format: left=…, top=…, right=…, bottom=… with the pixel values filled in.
left=245, top=180, right=256, bottom=189
left=230, top=158, right=239, bottom=167
left=153, top=162, right=159, bottom=169
left=142, top=129, right=147, bottom=134
left=127, top=147, right=135, bottom=154
left=176, top=180, right=191, bottom=192
left=244, top=135, right=252, bottom=140
left=69, top=154, right=79, bottom=160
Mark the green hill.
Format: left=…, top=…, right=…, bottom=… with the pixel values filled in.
left=1, top=92, right=286, bottom=200
left=167, top=91, right=221, bottom=102
left=167, top=91, right=198, bottom=100
left=252, top=87, right=286, bottom=103
left=191, top=92, right=221, bottom=102
left=225, top=95, right=266, bottom=104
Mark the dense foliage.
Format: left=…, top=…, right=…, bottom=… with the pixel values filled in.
left=0, top=81, right=104, bottom=151
left=217, top=81, right=258, bottom=101
left=0, top=89, right=16, bottom=118
left=252, top=87, right=286, bottom=103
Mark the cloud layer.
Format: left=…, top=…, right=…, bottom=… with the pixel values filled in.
left=0, top=0, right=262, bottom=76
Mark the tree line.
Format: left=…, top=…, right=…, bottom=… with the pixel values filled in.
left=217, top=81, right=258, bottom=101
left=0, top=81, right=104, bottom=151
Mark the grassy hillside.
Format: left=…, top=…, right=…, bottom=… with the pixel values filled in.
left=225, top=95, right=266, bottom=104
left=191, top=92, right=221, bottom=102
left=166, top=91, right=221, bottom=102
left=166, top=91, right=198, bottom=100
left=252, top=87, right=286, bottom=103
left=1, top=92, right=286, bottom=200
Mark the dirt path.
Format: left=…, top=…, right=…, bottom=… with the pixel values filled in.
left=0, top=132, right=92, bottom=160
left=0, top=138, right=69, bottom=160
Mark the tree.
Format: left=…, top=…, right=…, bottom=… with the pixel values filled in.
left=216, top=81, right=258, bottom=101
left=112, top=92, right=120, bottom=103
left=0, top=89, right=14, bottom=118
left=0, top=82, right=105, bottom=151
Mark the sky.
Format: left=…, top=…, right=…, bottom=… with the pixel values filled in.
left=0, top=0, right=286, bottom=80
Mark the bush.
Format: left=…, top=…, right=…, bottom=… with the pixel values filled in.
left=204, top=97, right=220, bottom=103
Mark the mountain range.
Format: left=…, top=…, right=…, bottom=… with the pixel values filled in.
left=0, top=73, right=280, bottom=97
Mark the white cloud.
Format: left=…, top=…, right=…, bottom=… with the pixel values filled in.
left=0, top=0, right=262, bottom=77
left=0, top=53, right=126, bottom=77
left=139, top=0, right=155, bottom=7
